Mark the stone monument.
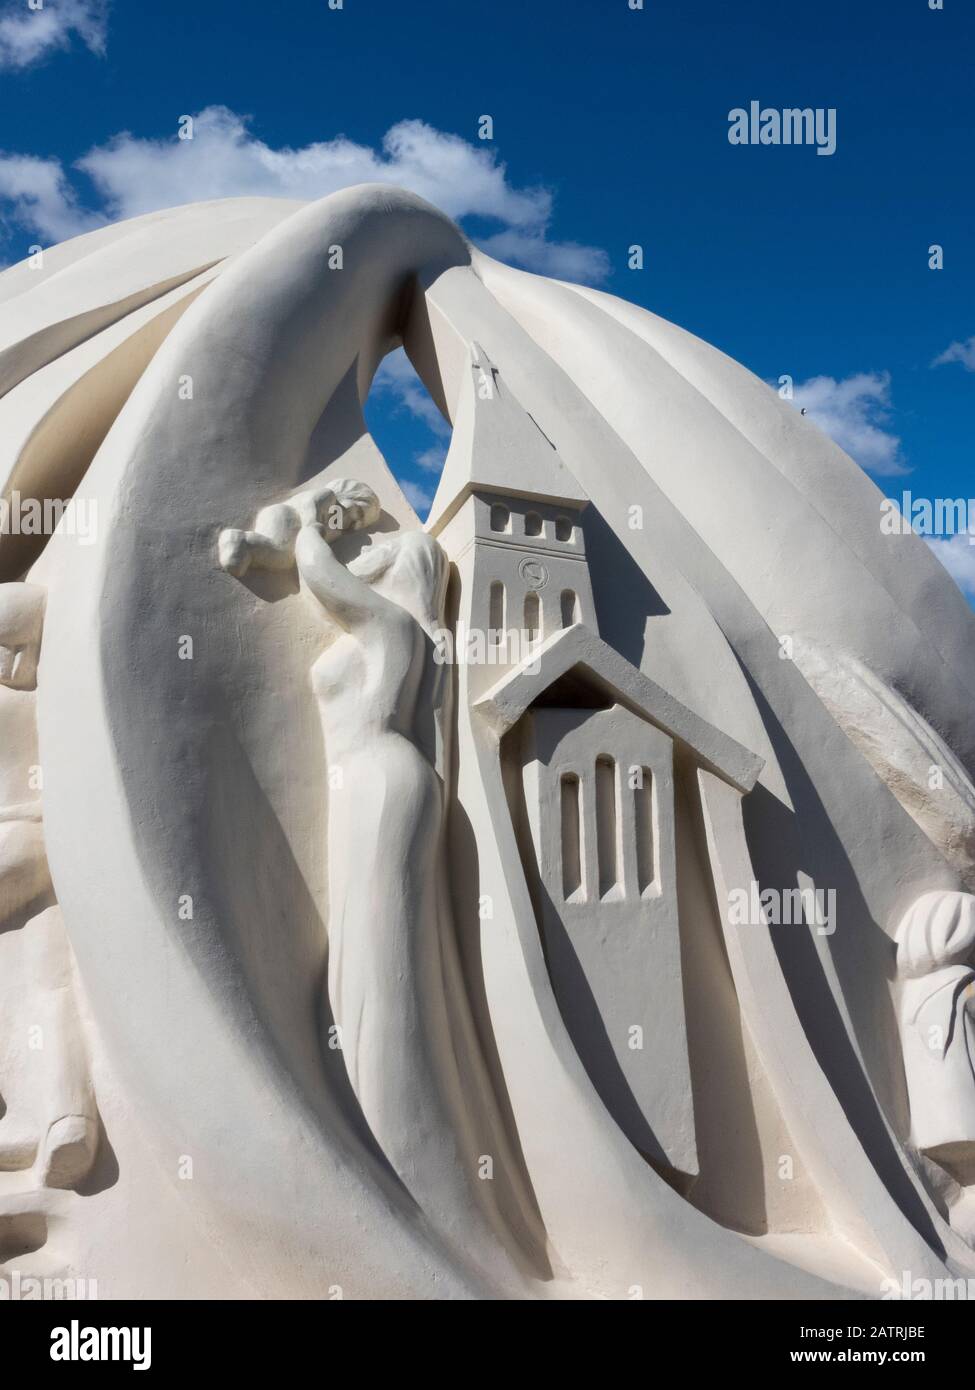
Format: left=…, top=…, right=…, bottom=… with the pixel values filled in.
left=0, top=184, right=973, bottom=1299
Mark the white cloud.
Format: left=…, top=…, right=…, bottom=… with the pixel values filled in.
left=0, top=108, right=608, bottom=282
left=77, top=110, right=551, bottom=229
left=478, top=228, right=610, bottom=283
left=0, top=152, right=102, bottom=242
left=932, top=335, right=975, bottom=372
left=400, top=480, right=434, bottom=515
left=927, top=534, right=975, bottom=599
left=790, top=371, right=909, bottom=476
left=415, top=445, right=448, bottom=474
left=0, top=0, right=107, bottom=70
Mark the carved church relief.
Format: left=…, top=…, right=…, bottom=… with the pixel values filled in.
left=516, top=701, right=694, bottom=1182
left=9, top=182, right=975, bottom=1297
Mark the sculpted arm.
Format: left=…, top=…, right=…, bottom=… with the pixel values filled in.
left=295, top=524, right=386, bottom=629
left=218, top=479, right=380, bottom=578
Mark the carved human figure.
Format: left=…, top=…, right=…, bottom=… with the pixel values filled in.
left=220, top=486, right=541, bottom=1273
left=897, top=890, right=975, bottom=1187
left=0, top=581, right=99, bottom=1189
left=297, top=512, right=541, bottom=1270
left=293, top=524, right=476, bottom=1183
left=218, top=479, right=380, bottom=578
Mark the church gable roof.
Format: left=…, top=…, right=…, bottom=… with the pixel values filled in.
left=473, top=622, right=764, bottom=794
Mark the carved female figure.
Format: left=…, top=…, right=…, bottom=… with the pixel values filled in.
left=295, top=522, right=450, bottom=1115
left=219, top=483, right=531, bottom=1274
left=292, top=515, right=533, bottom=1276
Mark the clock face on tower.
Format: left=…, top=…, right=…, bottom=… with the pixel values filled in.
left=519, top=557, right=549, bottom=590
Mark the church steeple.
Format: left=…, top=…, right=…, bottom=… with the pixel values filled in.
left=426, top=344, right=588, bottom=533
left=427, top=343, right=595, bottom=698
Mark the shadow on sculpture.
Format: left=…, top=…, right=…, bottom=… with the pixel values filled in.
left=438, top=557, right=551, bottom=1272
left=586, top=507, right=671, bottom=669
left=738, top=656, right=946, bottom=1255
left=676, top=757, right=769, bottom=1233
left=200, top=709, right=388, bottom=1164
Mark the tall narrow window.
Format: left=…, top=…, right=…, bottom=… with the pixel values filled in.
left=524, top=511, right=543, bottom=537
left=523, top=590, right=540, bottom=642
left=555, top=515, right=574, bottom=542
left=488, top=581, right=506, bottom=644
left=634, top=768, right=656, bottom=894
left=560, top=589, right=580, bottom=627
left=560, top=773, right=582, bottom=899
left=595, top=755, right=621, bottom=899
left=490, top=504, right=510, bottom=533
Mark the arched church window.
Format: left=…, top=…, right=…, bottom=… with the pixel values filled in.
left=489, top=581, right=506, bottom=642
left=560, top=773, right=583, bottom=900
left=595, top=755, right=621, bottom=900
left=634, top=768, right=656, bottom=894
left=524, top=591, right=540, bottom=642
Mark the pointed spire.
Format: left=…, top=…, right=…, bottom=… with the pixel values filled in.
left=426, top=342, right=587, bottom=534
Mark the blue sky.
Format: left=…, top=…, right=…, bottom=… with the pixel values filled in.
left=0, top=0, right=972, bottom=593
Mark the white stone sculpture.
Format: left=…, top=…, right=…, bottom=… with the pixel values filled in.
left=895, top=892, right=975, bottom=1247
left=2, top=183, right=975, bottom=1298
left=0, top=582, right=99, bottom=1199
left=218, top=478, right=380, bottom=578
left=897, top=894, right=975, bottom=1166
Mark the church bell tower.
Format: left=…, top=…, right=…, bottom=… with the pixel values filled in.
left=426, top=344, right=594, bottom=698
